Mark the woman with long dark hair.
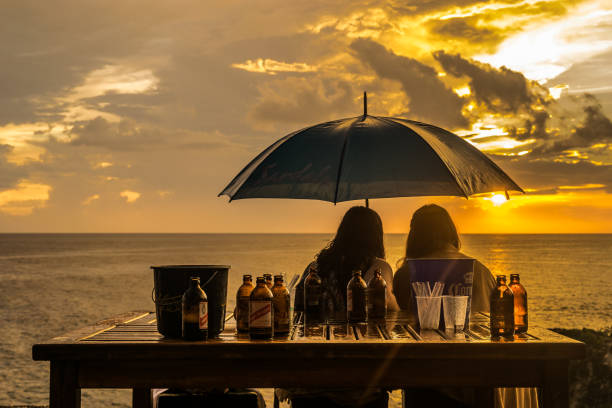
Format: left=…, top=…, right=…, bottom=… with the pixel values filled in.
left=393, top=204, right=495, bottom=314
left=295, top=205, right=399, bottom=316
left=282, top=206, right=398, bottom=408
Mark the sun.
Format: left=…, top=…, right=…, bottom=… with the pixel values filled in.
left=490, top=194, right=507, bottom=206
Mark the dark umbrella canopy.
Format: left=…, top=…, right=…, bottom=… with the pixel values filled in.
left=219, top=114, right=523, bottom=204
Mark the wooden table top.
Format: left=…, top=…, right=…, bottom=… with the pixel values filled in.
left=32, top=311, right=585, bottom=362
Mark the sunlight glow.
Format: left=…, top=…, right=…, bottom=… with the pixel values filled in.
left=474, top=2, right=612, bottom=81
left=453, top=86, right=471, bottom=97
left=487, top=194, right=508, bottom=206
left=232, top=59, right=317, bottom=75
left=0, top=181, right=51, bottom=215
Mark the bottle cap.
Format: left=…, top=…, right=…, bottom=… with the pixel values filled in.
left=274, top=275, right=283, bottom=281
left=243, top=274, right=252, bottom=279
left=190, top=276, right=200, bottom=281
left=352, top=270, right=362, bottom=276
left=256, top=276, right=266, bottom=284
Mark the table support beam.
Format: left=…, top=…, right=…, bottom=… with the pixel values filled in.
left=132, top=387, right=152, bottom=408
left=50, top=360, right=80, bottom=408
left=543, top=360, right=569, bottom=408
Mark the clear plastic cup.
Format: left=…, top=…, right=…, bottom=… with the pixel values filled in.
left=442, top=295, right=469, bottom=331
left=415, top=296, right=441, bottom=329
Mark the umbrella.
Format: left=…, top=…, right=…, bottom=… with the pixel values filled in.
left=219, top=93, right=523, bottom=206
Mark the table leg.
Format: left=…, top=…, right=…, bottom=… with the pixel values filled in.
left=543, top=360, right=569, bottom=408
left=133, top=388, right=152, bottom=408
left=474, top=387, right=495, bottom=408
left=50, top=360, right=80, bottom=408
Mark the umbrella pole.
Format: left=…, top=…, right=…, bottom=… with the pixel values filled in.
left=365, top=198, right=369, bottom=208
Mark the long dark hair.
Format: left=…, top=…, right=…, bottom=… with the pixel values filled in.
left=404, top=204, right=460, bottom=259
left=316, top=206, right=385, bottom=290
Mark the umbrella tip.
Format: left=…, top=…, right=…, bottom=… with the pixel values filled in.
left=363, top=91, right=367, bottom=116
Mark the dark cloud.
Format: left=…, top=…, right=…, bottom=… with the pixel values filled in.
left=67, top=117, right=241, bottom=152
left=249, top=78, right=357, bottom=127
left=350, top=38, right=467, bottom=128
left=533, top=95, right=612, bottom=155
left=428, top=17, right=505, bottom=47
left=492, top=154, right=612, bottom=192
left=433, top=50, right=548, bottom=113
left=0, top=145, right=28, bottom=189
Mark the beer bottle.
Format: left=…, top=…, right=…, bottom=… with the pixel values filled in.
left=272, top=275, right=290, bottom=335
left=263, top=273, right=273, bottom=289
left=182, top=277, right=208, bottom=341
left=509, top=274, right=528, bottom=334
left=367, top=269, right=387, bottom=319
left=249, top=276, right=274, bottom=339
left=490, top=275, right=514, bottom=338
left=304, top=262, right=323, bottom=325
left=236, top=274, right=254, bottom=333
left=347, top=270, right=367, bottom=323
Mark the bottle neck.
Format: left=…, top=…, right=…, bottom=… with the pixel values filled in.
left=190, top=279, right=200, bottom=288
left=496, top=277, right=507, bottom=286
left=510, top=275, right=520, bottom=284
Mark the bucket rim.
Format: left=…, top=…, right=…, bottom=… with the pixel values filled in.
left=150, top=264, right=230, bottom=270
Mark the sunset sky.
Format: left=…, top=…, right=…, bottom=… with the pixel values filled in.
left=1, top=0, right=611, bottom=233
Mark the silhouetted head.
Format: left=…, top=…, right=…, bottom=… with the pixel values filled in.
left=405, top=204, right=460, bottom=259
left=316, top=206, right=385, bottom=284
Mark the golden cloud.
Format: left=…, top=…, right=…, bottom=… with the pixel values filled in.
left=232, top=58, right=317, bottom=75
left=0, top=181, right=51, bottom=215
left=120, top=190, right=140, bottom=203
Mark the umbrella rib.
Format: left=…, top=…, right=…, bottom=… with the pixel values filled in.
left=333, top=119, right=359, bottom=204
left=376, top=116, right=471, bottom=198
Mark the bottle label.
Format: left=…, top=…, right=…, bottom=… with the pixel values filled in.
left=347, top=290, right=353, bottom=312
left=250, top=300, right=272, bottom=328
left=199, top=302, right=208, bottom=330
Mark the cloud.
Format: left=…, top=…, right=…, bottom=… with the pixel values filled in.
left=350, top=38, right=467, bottom=128
left=248, top=77, right=358, bottom=127
left=433, top=50, right=548, bottom=114
left=67, top=117, right=241, bottom=152
left=0, top=181, right=51, bottom=215
left=232, top=58, right=317, bottom=75
left=82, top=193, right=100, bottom=205
left=120, top=190, right=140, bottom=203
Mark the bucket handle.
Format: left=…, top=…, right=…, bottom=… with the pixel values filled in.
left=152, top=271, right=219, bottom=303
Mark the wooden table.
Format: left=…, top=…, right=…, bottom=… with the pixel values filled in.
left=32, top=311, right=584, bottom=408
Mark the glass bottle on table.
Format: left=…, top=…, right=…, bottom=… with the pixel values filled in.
left=304, top=262, right=323, bottom=326
left=490, top=274, right=514, bottom=339
left=272, top=275, right=291, bottom=335
left=347, top=270, right=367, bottom=323
left=509, top=273, right=528, bottom=334
left=367, top=269, right=387, bottom=319
left=182, top=277, right=208, bottom=341
left=249, top=276, right=274, bottom=339
left=263, top=273, right=273, bottom=289
left=235, top=274, right=254, bottom=333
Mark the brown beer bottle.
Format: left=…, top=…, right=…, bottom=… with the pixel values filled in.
left=272, top=275, right=290, bottom=335
left=236, top=274, right=254, bottom=333
left=304, top=262, right=323, bottom=325
left=347, top=270, right=367, bottom=323
left=263, top=273, right=273, bottom=289
left=182, top=277, right=208, bottom=341
left=367, top=269, right=387, bottom=319
left=249, top=276, right=274, bottom=339
left=490, top=275, right=514, bottom=338
left=509, top=274, right=528, bottom=334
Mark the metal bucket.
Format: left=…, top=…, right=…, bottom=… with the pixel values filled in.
left=152, top=265, right=229, bottom=338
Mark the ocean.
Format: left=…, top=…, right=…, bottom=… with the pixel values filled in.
left=1, top=233, right=611, bottom=407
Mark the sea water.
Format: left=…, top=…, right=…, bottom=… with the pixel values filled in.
left=1, top=233, right=611, bottom=406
